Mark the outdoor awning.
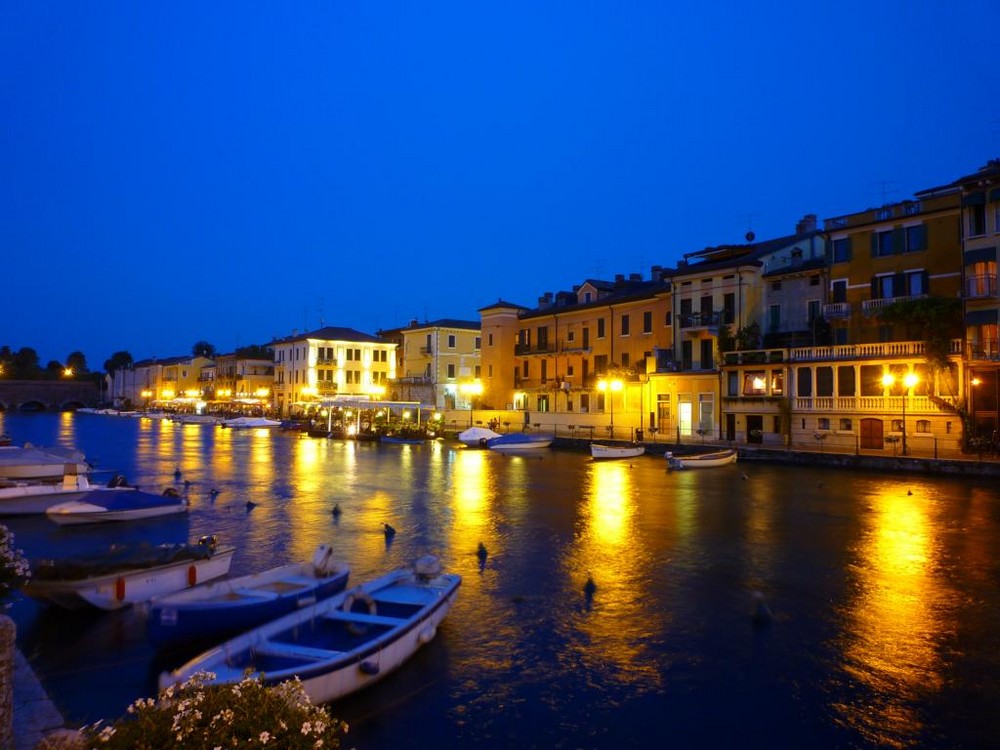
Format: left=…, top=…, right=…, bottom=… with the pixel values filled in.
left=964, top=246, right=998, bottom=264
left=963, top=192, right=986, bottom=207
left=965, top=308, right=999, bottom=325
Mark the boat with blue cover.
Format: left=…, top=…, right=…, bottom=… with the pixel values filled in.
left=45, top=486, right=187, bottom=524
left=487, top=432, right=554, bottom=453
left=147, top=544, right=350, bottom=648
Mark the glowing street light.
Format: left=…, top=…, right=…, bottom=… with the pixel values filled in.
left=597, top=378, right=623, bottom=439
left=882, top=371, right=918, bottom=455
left=460, top=380, right=484, bottom=427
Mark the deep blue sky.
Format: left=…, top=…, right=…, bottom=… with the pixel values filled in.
left=3, top=1, right=998, bottom=369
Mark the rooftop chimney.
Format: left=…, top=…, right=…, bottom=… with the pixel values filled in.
left=796, top=214, right=818, bottom=235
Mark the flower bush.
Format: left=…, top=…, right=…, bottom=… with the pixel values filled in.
left=0, top=523, right=30, bottom=603
left=40, top=672, right=349, bottom=749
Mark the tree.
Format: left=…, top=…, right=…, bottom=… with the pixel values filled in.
left=104, top=350, right=134, bottom=374
left=66, top=351, right=89, bottom=376
left=235, top=343, right=272, bottom=360
left=0, top=346, right=11, bottom=377
left=879, top=297, right=962, bottom=371
left=192, top=340, right=217, bottom=358
left=45, top=360, right=65, bottom=379
left=12, top=347, right=41, bottom=379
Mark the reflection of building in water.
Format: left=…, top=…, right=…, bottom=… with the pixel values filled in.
left=834, top=483, right=953, bottom=746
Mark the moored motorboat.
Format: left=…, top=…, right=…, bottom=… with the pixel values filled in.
left=487, top=432, right=554, bottom=453
left=0, top=444, right=90, bottom=481
left=0, top=472, right=141, bottom=516
left=24, top=536, right=235, bottom=611
left=159, top=555, right=461, bottom=704
left=147, top=545, right=350, bottom=648
left=457, top=426, right=501, bottom=448
left=221, top=417, right=282, bottom=429
left=666, top=449, right=738, bottom=469
left=590, top=443, right=645, bottom=460
left=45, top=487, right=188, bottom=525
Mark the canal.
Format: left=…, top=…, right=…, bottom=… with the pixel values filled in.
left=2, top=411, right=999, bottom=749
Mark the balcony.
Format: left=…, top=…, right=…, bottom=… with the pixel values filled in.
left=788, top=339, right=963, bottom=362
left=793, top=395, right=956, bottom=412
left=965, top=274, right=998, bottom=299
left=861, top=294, right=926, bottom=315
left=722, top=349, right=785, bottom=365
left=419, top=347, right=433, bottom=355
left=967, top=340, right=1000, bottom=361
left=514, top=342, right=557, bottom=355
left=317, top=381, right=338, bottom=393
left=678, top=311, right=725, bottom=331
left=823, top=302, right=851, bottom=318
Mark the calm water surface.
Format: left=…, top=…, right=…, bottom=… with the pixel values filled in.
left=2, top=412, right=999, bottom=749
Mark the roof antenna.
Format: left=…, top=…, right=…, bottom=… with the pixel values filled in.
left=318, top=297, right=325, bottom=328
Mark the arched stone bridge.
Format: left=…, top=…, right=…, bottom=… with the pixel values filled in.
left=0, top=380, right=101, bottom=412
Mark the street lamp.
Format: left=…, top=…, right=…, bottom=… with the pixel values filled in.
left=597, top=377, right=623, bottom=439
left=460, top=381, right=483, bottom=427
left=882, top=372, right=918, bottom=455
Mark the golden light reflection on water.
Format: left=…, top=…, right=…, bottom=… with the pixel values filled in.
left=834, top=481, right=953, bottom=748
left=565, top=460, right=662, bottom=691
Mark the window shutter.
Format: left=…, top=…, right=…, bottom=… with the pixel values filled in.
left=893, top=228, right=905, bottom=254
left=921, top=270, right=930, bottom=294
left=870, top=277, right=879, bottom=298
left=893, top=273, right=905, bottom=297
left=915, top=224, right=927, bottom=251
left=845, top=236, right=853, bottom=261
left=870, top=233, right=878, bottom=257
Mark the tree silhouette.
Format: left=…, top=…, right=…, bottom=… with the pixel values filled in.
left=192, top=341, right=217, bottom=358
left=66, top=351, right=89, bottom=376
left=104, top=351, right=134, bottom=374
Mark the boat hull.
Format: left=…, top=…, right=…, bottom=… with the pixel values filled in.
left=0, top=445, right=90, bottom=481
left=487, top=434, right=554, bottom=453
left=25, top=546, right=236, bottom=611
left=590, top=444, right=645, bottom=460
left=161, top=563, right=462, bottom=705
left=45, top=489, right=188, bottom=525
left=147, top=563, right=350, bottom=648
left=667, top=450, right=738, bottom=469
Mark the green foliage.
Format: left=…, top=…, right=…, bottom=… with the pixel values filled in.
left=104, top=351, right=134, bottom=374
left=66, top=351, right=89, bottom=375
left=11, top=347, right=41, bottom=378
left=879, top=297, right=961, bottom=370
left=735, top=322, right=760, bottom=351
left=717, top=324, right=735, bottom=354
left=60, top=672, right=348, bottom=750
left=192, top=341, right=217, bottom=358
left=235, top=344, right=273, bottom=360
left=0, top=524, right=30, bottom=602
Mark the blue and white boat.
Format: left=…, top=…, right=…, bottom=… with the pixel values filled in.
left=487, top=432, right=554, bottom=453
left=147, top=545, right=350, bottom=648
left=160, top=555, right=461, bottom=705
left=45, top=487, right=187, bottom=525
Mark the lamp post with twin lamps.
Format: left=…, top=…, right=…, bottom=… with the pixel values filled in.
left=882, top=372, right=918, bottom=455
left=597, top=377, right=623, bottom=439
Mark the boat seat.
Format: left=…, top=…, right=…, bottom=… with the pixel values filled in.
left=321, top=610, right=406, bottom=627
left=253, top=642, right=340, bottom=661
left=232, top=588, right=280, bottom=600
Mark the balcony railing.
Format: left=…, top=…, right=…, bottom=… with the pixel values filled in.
left=514, top=342, right=557, bottom=355
left=419, top=347, right=433, bottom=355
left=678, top=311, right=726, bottom=329
left=788, top=339, right=962, bottom=362
left=965, top=274, right=998, bottom=299
left=823, top=302, right=851, bottom=318
left=793, top=395, right=956, bottom=412
left=967, top=340, right=1000, bottom=361
left=861, top=294, right=926, bottom=315
left=316, top=381, right=338, bottom=393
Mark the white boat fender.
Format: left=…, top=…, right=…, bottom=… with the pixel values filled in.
left=418, top=625, right=436, bottom=644
left=343, top=589, right=377, bottom=635
left=359, top=659, right=380, bottom=675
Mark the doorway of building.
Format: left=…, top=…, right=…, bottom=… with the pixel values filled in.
left=746, top=415, right=763, bottom=443
left=860, top=418, right=883, bottom=449
left=725, top=413, right=736, bottom=441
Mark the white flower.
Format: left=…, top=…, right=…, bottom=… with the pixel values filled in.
left=259, top=730, right=271, bottom=744
left=301, top=721, right=312, bottom=735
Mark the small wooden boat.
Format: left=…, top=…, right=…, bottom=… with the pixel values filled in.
left=457, top=426, right=501, bottom=448
left=487, top=433, right=554, bottom=453
left=666, top=449, right=738, bottom=469
left=590, top=443, right=645, bottom=460
left=24, top=536, right=235, bottom=611
left=45, top=487, right=187, bottom=525
left=380, top=436, right=426, bottom=445
left=147, top=545, right=350, bottom=648
left=160, top=555, right=461, bottom=704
